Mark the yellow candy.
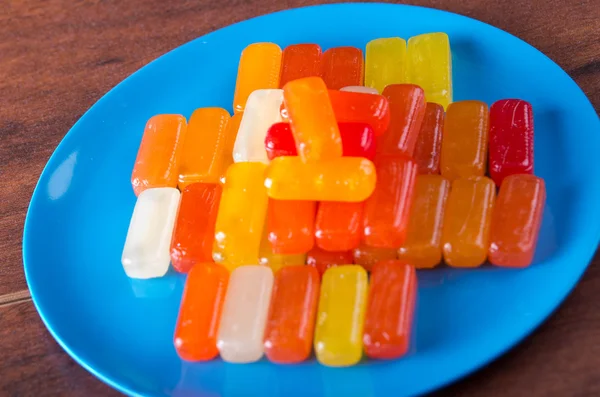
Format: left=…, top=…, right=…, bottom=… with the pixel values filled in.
left=213, top=163, right=268, bottom=270
left=314, top=265, right=368, bottom=367
left=407, top=33, right=452, bottom=109
left=365, top=37, right=407, bottom=94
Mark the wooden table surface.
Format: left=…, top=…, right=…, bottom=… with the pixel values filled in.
left=1, top=0, right=599, bottom=395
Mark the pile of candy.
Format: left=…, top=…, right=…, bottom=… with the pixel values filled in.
left=121, top=33, right=546, bottom=367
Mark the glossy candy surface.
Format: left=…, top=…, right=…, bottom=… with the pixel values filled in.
left=265, top=122, right=376, bottom=160
left=363, top=155, right=417, bottom=248
left=174, top=264, right=229, bottom=361
left=327, top=89, right=390, bottom=136
left=279, top=44, right=322, bottom=87
left=442, top=177, right=496, bottom=268
left=265, top=156, right=376, bottom=202
left=413, top=103, right=445, bottom=175
left=178, top=108, right=230, bottom=187
left=440, top=101, right=489, bottom=180
left=131, top=115, right=186, bottom=196
left=315, top=201, right=363, bottom=252
left=217, top=266, right=274, bottom=363
left=264, top=266, right=320, bottom=364
left=314, top=265, right=368, bottom=367
left=121, top=187, right=180, bottom=279
left=489, top=175, right=546, bottom=267
left=407, top=32, right=452, bottom=109
left=259, top=225, right=307, bottom=272
left=283, top=77, right=342, bottom=162
left=379, top=84, right=426, bottom=157
left=489, top=99, right=534, bottom=186
left=365, top=37, right=407, bottom=94
left=340, top=86, right=379, bottom=95
left=233, top=89, right=283, bottom=164
left=233, top=43, right=282, bottom=113
left=221, top=113, right=243, bottom=182
left=306, top=247, right=354, bottom=275
left=170, top=183, right=222, bottom=273
left=321, top=47, right=364, bottom=89
left=267, top=198, right=316, bottom=254
left=398, top=175, right=450, bottom=268
left=364, top=261, right=417, bottom=359
left=352, top=244, right=397, bottom=272
left=213, top=163, right=268, bottom=270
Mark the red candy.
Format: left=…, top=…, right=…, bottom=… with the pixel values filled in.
left=265, top=122, right=376, bottom=160
left=363, top=260, right=417, bottom=360
left=488, top=99, right=534, bottom=186
left=306, top=247, right=354, bottom=275
left=315, top=201, right=364, bottom=252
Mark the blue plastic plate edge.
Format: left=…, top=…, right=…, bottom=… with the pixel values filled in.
left=22, top=3, right=600, bottom=396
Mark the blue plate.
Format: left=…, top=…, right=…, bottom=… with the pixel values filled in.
left=23, top=3, right=600, bottom=396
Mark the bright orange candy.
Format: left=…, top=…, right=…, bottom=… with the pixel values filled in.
left=233, top=43, right=282, bottom=113
left=363, top=155, right=417, bottom=248
left=178, top=108, right=230, bottom=188
left=315, top=202, right=363, bottom=252
left=397, top=175, right=450, bottom=269
left=363, top=260, right=417, bottom=359
left=170, top=183, right=222, bottom=273
left=379, top=85, right=427, bottom=157
left=265, top=156, right=376, bottom=202
left=220, top=113, right=243, bottom=183
left=489, top=174, right=546, bottom=268
left=442, top=177, right=496, bottom=267
left=352, top=244, right=397, bottom=272
left=263, top=266, right=320, bottom=364
left=413, top=103, right=445, bottom=174
left=321, top=47, right=364, bottom=89
left=279, top=44, right=322, bottom=88
left=174, top=263, right=229, bottom=361
left=283, top=77, right=342, bottom=162
left=131, top=114, right=186, bottom=196
left=267, top=198, right=316, bottom=254
left=306, top=247, right=354, bottom=275
left=440, top=101, right=489, bottom=180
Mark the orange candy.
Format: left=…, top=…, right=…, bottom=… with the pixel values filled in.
left=442, top=177, right=496, bottom=268
left=315, top=202, right=363, bottom=252
left=352, top=244, right=397, bottom=272
left=174, top=264, right=229, bottom=361
left=379, top=84, right=427, bottom=157
left=397, top=175, right=450, bottom=269
left=131, top=114, right=186, bottom=196
left=363, top=261, right=417, bottom=359
left=321, top=47, right=364, bottom=89
left=283, top=77, right=342, bottom=162
left=279, top=44, right=322, bottom=88
left=178, top=108, right=230, bottom=188
left=413, top=103, right=445, bottom=174
left=489, top=175, right=546, bottom=268
left=363, top=155, right=418, bottom=248
left=267, top=198, right=316, bottom=255
left=440, top=101, right=489, bottom=180
left=170, top=183, right=222, bottom=273
left=220, top=113, right=243, bottom=183
left=233, top=43, right=282, bottom=113
left=263, top=266, right=320, bottom=363
left=306, top=247, right=354, bottom=275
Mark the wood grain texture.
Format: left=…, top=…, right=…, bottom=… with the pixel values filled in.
left=1, top=0, right=599, bottom=395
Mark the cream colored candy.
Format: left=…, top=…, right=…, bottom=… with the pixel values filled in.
left=121, top=187, right=180, bottom=279
left=217, top=266, right=274, bottom=363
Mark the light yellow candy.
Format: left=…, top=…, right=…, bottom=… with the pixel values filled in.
left=365, top=37, right=407, bottom=94
left=407, top=32, right=452, bottom=109
left=314, top=265, right=368, bottom=367
left=213, top=163, right=268, bottom=270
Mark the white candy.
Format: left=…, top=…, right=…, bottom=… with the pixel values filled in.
left=233, top=89, right=283, bottom=164
left=217, top=266, right=274, bottom=363
left=340, top=86, right=379, bottom=95
left=121, top=187, right=180, bottom=279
